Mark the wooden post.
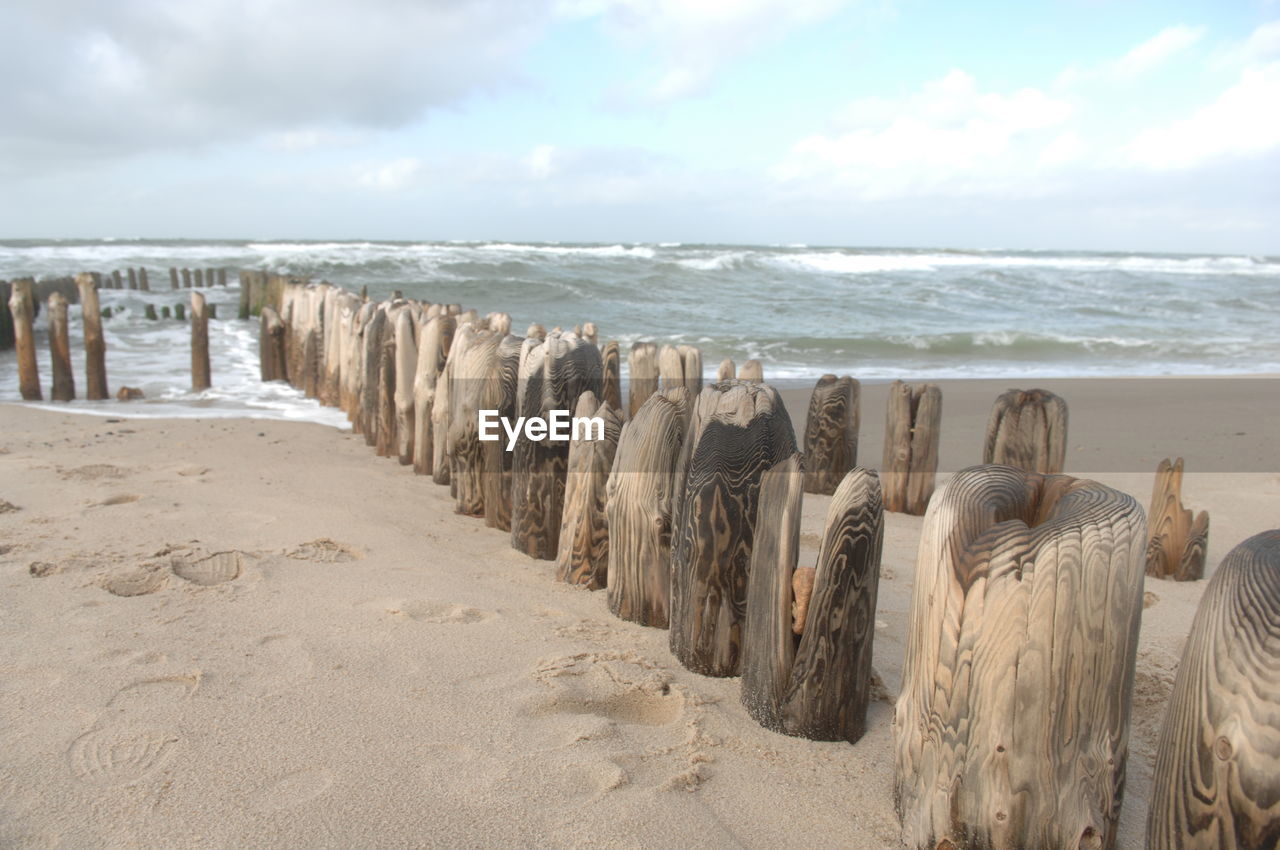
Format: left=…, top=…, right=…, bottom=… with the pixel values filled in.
left=717, top=358, right=736, bottom=381
left=659, top=344, right=684, bottom=393
left=394, top=308, right=418, bottom=465
left=75, top=274, right=108, bottom=400
left=606, top=387, right=690, bottom=627
left=161, top=306, right=171, bottom=319
left=601, top=340, right=621, bottom=413
left=556, top=391, right=622, bottom=589
left=739, top=359, right=763, bottom=382
left=360, top=306, right=388, bottom=446
left=1147, top=530, right=1280, bottom=850
left=412, top=314, right=454, bottom=476
left=481, top=334, right=522, bottom=531
left=143, top=304, right=157, bottom=320
left=47, top=293, right=75, bottom=402
left=217, top=268, right=227, bottom=287
left=803, top=375, right=860, bottom=495
left=191, top=292, right=210, bottom=391
left=983, top=388, right=1068, bottom=473
left=743, top=467, right=883, bottom=742
left=628, top=341, right=659, bottom=417
left=669, top=381, right=799, bottom=676
left=893, top=465, right=1145, bottom=850
left=138, top=267, right=149, bottom=291
left=1145, top=457, right=1210, bottom=582
left=375, top=310, right=398, bottom=458
left=169, top=267, right=179, bottom=290
left=881, top=380, right=941, bottom=515
left=7, top=280, right=41, bottom=400
left=442, top=325, right=503, bottom=516
left=175, top=304, right=186, bottom=321
left=259, top=307, right=287, bottom=382
left=238, top=271, right=251, bottom=319
left=679, top=344, right=702, bottom=396
left=526, top=323, right=546, bottom=341
left=0, top=280, right=13, bottom=352
left=194, top=268, right=205, bottom=288
left=510, top=332, right=604, bottom=559
left=182, top=268, right=192, bottom=288
left=127, top=267, right=138, bottom=290
left=111, top=270, right=123, bottom=289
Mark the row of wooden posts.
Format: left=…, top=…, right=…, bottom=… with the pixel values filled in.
left=255, top=277, right=1274, bottom=849
left=84, top=266, right=230, bottom=292
left=5, top=276, right=214, bottom=401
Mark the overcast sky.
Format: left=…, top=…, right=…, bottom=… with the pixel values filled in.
left=1, top=0, right=1277, bottom=253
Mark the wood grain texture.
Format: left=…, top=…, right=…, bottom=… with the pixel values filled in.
left=782, top=468, right=883, bottom=742
left=894, top=464, right=1146, bottom=850
left=444, top=324, right=503, bottom=517
left=47, top=292, right=75, bottom=401
left=1147, top=529, right=1280, bottom=850
left=8, top=280, right=40, bottom=400
left=628, top=341, right=659, bottom=417
left=374, top=306, right=401, bottom=459
left=882, top=380, right=941, bottom=515
left=717, top=358, right=736, bottom=381
left=190, top=292, right=211, bottom=391
left=741, top=454, right=805, bottom=731
left=412, top=314, right=453, bottom=476
left=360, top=306, right=388, bottom=447
left=669, top=380, right=799, bottom=677
left=482, top=333, right=523, bottom=531
left=510, top=331, right=604, bottom=560
left=679, top=344, right=703, bottom=397
left=75, top=274, right=108, bottom=400
left=605, top=386, right=691, bottom=628
left=659, top=344, right=685, bottom=393
left=394, top=308, right=418, bottom=465
left=1145, top=458, right=1210, bottom=582
left=803, top=374, right=860, bottom=496
left=556, top=391, right=622, bottom=589
left=601, top=340, right=621, bottom=413
left=259, top=307, right=287, bottom=383
left=739, top=359, right=763, bottom=382
left=983, top=388, right=1068, bottom=474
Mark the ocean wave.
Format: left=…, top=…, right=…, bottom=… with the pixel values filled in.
left=476, top=243, right=657, bottom=259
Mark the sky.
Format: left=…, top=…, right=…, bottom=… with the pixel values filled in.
left=1, top=0, right=1277, bottom=253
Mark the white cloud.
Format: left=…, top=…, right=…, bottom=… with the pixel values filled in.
left=527, top=145, right=557, bottom=179
left=1114, top=25, right=1204, bottom=77
left=358, top=158, right=422, bottom=191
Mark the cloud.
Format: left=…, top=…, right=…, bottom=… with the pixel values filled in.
left=1113, top=24, right=1204, bottom=77
left=0, top=0, right=554, bottom=168
left=774, top=70, right=1074, bottom=199
left=358, top=157, right=422, bottom=191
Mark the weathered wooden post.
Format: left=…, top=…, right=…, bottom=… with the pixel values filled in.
left=893, top=465, right=1145, bottom=850
left=376, top=310, right=399, bottom=458
left=556, top=391, right=622, bottom=589
left=601, top=340, right=621, bottom=413
left=143, top=304, right=157, bottom=320
left=260, top=306, right=287, bottom=382
left=191, top=292, right=210, bottom=391
left=581, top=321, right=598, bottom=347
left=238, top=271, right=251, bottom=319
left=1146, top=458, right=1210, bottom=582
left=803, top=374, right=859, bottom=495
left=510, top=332, right=604, bottom=559
left=412, top=314, right=454, bottom=476
left=482, top=334, right=522, bottom=531
left=628, top=341, right=659, bottom=417
left=161, top=306, right=171, bottom=319
left=182, top=268, right=192, bottom=288
left=742, top=465, right=883, bottom=742
left=217, top=268, right=227, bottom=287
left=75, top=274, right=108, bottom=400
left=443, top=325, right=503, bottom=516
left=680, top=345, right=702, bottom=396
left=659, top=344, right=702, bottom=396
left=175, top=303, right=186, bottom=321
left=0, top=280, right=13, bottom=351
left=194, top=268, right=205, bottom=288
left=394, top=308, right=418, bottom=465
left=47, top=292, right=75, bottom=401
left=717, top=358, right=735, bottom=381
left=138, top=267, right=149, bottom=291
left=526, top=323, right=546, bottom=341
left=7, top=280, right=41, bottom=400
left=111, top=270, right=123, bottom=289
left=605, top=387, right=690, bottom=627
left=983, top=388, right=1067, bottom=474
left=738, top=359, right=763, bottom=382
left=169, top=267, right=179, bottom=290
left=669, top=381, right=799, bottom=676
left=882, top=380, right=941, bottom=515
left=1147, top=529, right=1280, bottom=850
left=127, top=267, right=138, bottom=290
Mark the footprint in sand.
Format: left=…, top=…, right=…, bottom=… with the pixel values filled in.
left=530, top=652, right=684, bottom=727
left=287, top=538, right=361, bottom=563
left=170, top=550, right=244, bottom=586
left=60, top=464, right=128, bottom=481
left=100, top=562, right=168, bottom=597
left=359, top=597, right=491, bottom=624
left=246, top=768, right=334, bottom=813
left=0, top=500, right=20, bottom=514
left=106, top=673, right=201, bottom=714
left=67, top=725, right=181, bottom=787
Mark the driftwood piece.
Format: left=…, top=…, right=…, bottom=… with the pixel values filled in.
left=881, top=380, right=941, bottom=515
left=628, top=341, right=659, bottom=417
left=803, top=374, right=860, bottom=495
left=191, top=292, right=211, bottom=391
left=669, top=381, right=798, bottom=676
left=482, top=334, right=523, bottom=531
left=1148, top=529, right=1280, bottom=850
left=47, top=292, right=75, bottom=401
left=8, top=280, right=41, bottom=400
left=893, top=465, right=1146, bottom=850
left=983, top=388, right=1068, bottom=474
left=556, top=391, right=622, bottom=589
left=717, top=358, right=736, bottom=381
left=259, top=307, right=287, bottom=382
left=738, top=359, right=763, bottom=382
left=510, top=332, right=603, bottom=559
left=394, top=309, right=418, bottom=465
left=1146, top=458, right=1210, bottom=582
left=601, top=341, right=621, bottom=413
left=75, top=274, right=108, bottom=400
left=606, top=387, right=690, bottom=627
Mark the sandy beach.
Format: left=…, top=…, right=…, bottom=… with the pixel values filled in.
left=1, top=375, right=1276, bottom=847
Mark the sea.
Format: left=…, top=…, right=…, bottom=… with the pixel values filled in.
left=1, top=239, right=1277, bottom=428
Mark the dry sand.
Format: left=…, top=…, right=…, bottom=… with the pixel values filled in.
left=1, top=376, right=1278, bottom=848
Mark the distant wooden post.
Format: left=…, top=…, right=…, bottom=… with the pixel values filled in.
left=510, top=333, right=604, bottom=559
left=127, top=267, right=138, bottom=290
left=175, top=303, right=186, bottom=321
left=1148, top=530, right=1280, bottom=850
left=628, top=341, right=658, bottom=417
left=47, top=293, right=75, bottom=402
left=111, top=270, right=123, bottom=289
left=882, top=381, right=941, bottom=515
left=238, top=271, right=252, bottom=319
left=894, top=465, right=1145, bottom=850
left=143, top=304, right=157, bottom=320
left=394, top=309, right=418, bottom=465
left=217, top=268, right=227, bottom=287
left=138, top=268, right=150, bottom=291
left=1145, top=458, right=1210, bottom=582
left=739, top=359, right=763, bottom=382
left=75, top=273, right=108, bottom=400
left=161, top=306, right=171, bottom=319
left=191, top=292, right=211, bottom=391
left=605, top=387, right=690, bottom=627
left=983, top=388, right=1067, bottom=473
left=197, top=269, right=208, bottom=288
left=803, top=375, right=860, bottom=495
left=169, top=267, right=179, bottom=290
left=7, top=280, right=41, bottom=400
left=601, top=341, right=621, bottom=413
left=669, top=381, right=798, bottom=676
left=556, top=391, right=621, bottom=589
left=259, top=307, right=287, bottom=382
left=717, top=358, right=735, bottom=381
left=182, top=268, right=192, bottom=288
